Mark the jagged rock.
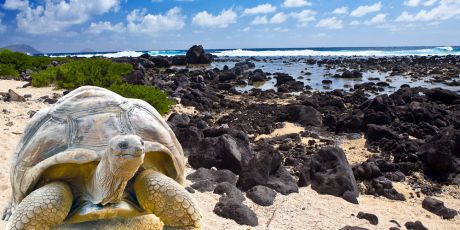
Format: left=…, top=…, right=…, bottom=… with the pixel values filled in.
left=300, top=147, right=359, bottom=204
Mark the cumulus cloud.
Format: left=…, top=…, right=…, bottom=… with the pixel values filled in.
left=192, top=9, right=237, bottom=28
left=291, top=9, right=316, bottom=26
left=396, top=0, right=460, bottom=22
left=316, top=17, right=343, bottom=29
left=3, top=0, right=29, bottom=10
left=282, top=0, right=312, bottom=8
left=350, top=2, right=382, bottom=17
left=270, top=12, right=289, bottom=24
left=243, top=3, right=276, bottom=15
left=251, top=16, right=269, bottom=25
left=127, top=7, right=185, bottom=33
left=88, top=21, right=125, bottom=34
left=5, top=0, right=121, bottom=34
left=404, top=0, right=437, bottom=7
left=332, top=6, right=348, bottom=15
left=364, top=13, right=387, bottom=25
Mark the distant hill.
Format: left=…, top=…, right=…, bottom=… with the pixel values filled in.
left=2, top=44, right=41, bottom=54
left=81, top=48, right=96, bottom=53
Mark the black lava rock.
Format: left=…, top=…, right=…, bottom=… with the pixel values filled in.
left=357, top=212, right=379, bottom=225
left=246, top=185, right=276, bottom=206
left=214, top=197, right=258, bottom=226
left=186, top=45, right=212, bottom=64
left=304, top=147, right=359, bottom=204
left=214, top=182, right=245, bottom=203
left=422, top=197, right=458, bottom=219
left=188, top=128, right=253, bottom=174
left=366, top=176, right=405, bottom=201
left=405, top=221, right=428, bottom=230
left=285, top=105, right=323, bottom=127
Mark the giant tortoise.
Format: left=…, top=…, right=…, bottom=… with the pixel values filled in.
left=4, top=86, right=202, bottom=229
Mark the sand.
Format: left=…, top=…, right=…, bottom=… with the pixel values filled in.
left=1, top=80, right=459, bottom=230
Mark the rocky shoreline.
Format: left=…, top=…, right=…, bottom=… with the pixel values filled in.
left=1, top=46, right=459, bottom=229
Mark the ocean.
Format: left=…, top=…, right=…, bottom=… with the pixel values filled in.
left=42, top=46, right=460, bottom=58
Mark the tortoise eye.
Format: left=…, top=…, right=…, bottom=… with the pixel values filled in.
left=118, top=142, right=129, bottom=149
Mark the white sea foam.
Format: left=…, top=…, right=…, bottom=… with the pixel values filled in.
left=212, top=48, right=459, bottom=57
left=435, top=46, right=454, bottom=52
left=49, top=50, right=144, bottom=58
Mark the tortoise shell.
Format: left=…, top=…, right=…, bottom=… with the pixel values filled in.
left=10, top=86, right=185, bottom=204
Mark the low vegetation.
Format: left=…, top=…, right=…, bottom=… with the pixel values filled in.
left=31, top=58, right=174, bottom=115
left=0, top=49, right=67, bottom=79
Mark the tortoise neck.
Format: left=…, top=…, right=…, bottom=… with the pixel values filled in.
left=89, top=154, right=141, bottom=205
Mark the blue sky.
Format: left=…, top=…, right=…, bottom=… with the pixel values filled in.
left=0, top=0, right=459, bottom=52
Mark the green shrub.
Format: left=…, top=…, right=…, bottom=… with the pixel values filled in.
left=0, top=64, right=20, bottom=79
left=31, top=58, right=174, bottom=115
left=0, top=49, right=69, bottom=77
left=109, top=84, right=174, bottom=115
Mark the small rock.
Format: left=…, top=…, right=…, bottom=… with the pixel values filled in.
left=214, top=182, right=245, bottom=203
left=405, top=221, right=428, bottom=230
left=190, top=180, right=215, bottom=192
left=7, top=89, right=25, bottom=102
left=357, top=212, right=378, bottom=225
left=213, top=198, right=258, bottom=226
left=422, top=197, right=458, bottom=219
left=185, top=187, right=195, bottom=193
left=339, top=226, right=369, bottom=230
left=27, top=110, right=36, bottom=118
left=246, top=185, right=276, bottom=206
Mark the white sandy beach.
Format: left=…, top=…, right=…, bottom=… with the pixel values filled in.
left=0, top=80, right=459, bottom=230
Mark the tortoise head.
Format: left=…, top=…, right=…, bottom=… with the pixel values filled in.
left=106, top=135, right=145, bottom=178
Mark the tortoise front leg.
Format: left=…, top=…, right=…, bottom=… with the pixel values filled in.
left=8, top=182, right=73, bottom=230
left=134, top=170, right=202, bottom=230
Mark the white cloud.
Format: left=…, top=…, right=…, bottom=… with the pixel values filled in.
left=3, top=0, right=28, bottom=10
left=127, top=7, right=185, bottom=33
left=316, top=17, right=343, bottom=29
left=243, top=3, right=276, bottom=15
left=88, top=21, right=125, bottom=34
left=396, top=0, right=460, bottom=22
left=251, top=16, right=269, bottom=25
left=350, top=20, right=361, bottom=26
left=332, top=6, right=348, bottom=15
left=9, top=0, right=121, bottom=34
left=241, top=26, right=251, bottom=32
left=404, top=0, right=438, bottom=7
left=192, top=9, right=237, bottom=28
left=365, top=13, right=387, bottom=25
left=282, top=0, right=312, bottom=8
left=273, top=27, right=289, bottom=32
left=350, top=2, right=382, bottom=17
left=291, top=9, right=316, bottom=26
left=270, top=12, right=288, bottom=23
